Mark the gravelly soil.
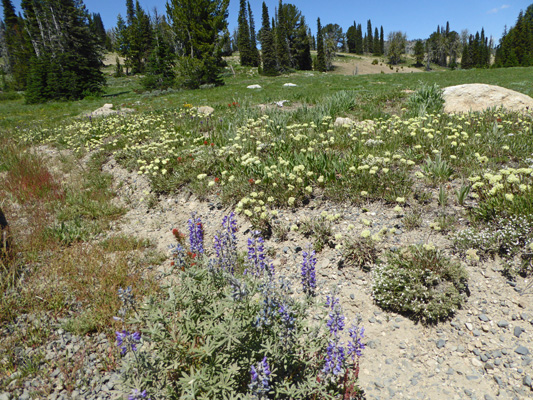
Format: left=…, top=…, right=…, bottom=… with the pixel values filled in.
left=1, top=148, right=532, bottom=400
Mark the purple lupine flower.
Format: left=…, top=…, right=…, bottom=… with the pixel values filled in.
left=245, top=231, right=274, bottom=277
left=213, top=212, right=238, bottom=273
left=116, top=330, right=141, bottom=355
left=322, top=339, right=346, bottom=377
left=301, top=247, right=317, bottom=296
left=188, top=213, right=204, bottom=254
left=325, top=296, right=345, bottom=336
left=348, top=324, right=366, bottom=360
left=128, top=389, right=149, bottom=400
left=249, top=356, right=271, bottom=398
left=255, top=286, right=278, bottom=327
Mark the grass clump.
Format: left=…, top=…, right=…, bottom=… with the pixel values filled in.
left=342, top=237, right=379, bottom=272
left=372, top=245, right=468, bottom=324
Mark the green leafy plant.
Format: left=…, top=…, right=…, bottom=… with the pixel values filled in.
left=421, top=154, right=454, bottom=186
left=118, top=215, right=366, bottom=399
left=406, top=82, right=444, bottom=117
left=372, top=245, right=468, bottom=324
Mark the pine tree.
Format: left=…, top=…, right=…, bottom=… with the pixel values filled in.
left=167, top=0, right=229, bottom=87
left=276, top=0, right=291, bottom=70
left=2, top=0, right=31, bottom=89
left=22, top=0, right=105, bottom=103
left=373, top=27, right=380, bottom=55
left=346, top=22, right=356, bottom=53
left=380, top=26, right=384, bottom=55
left=247, top=2, right=260, bottom=67
left=413, top=40, right=425, bottom=66
left=141, top=12, right=175, bottom=90
left=259, top=1, right=277, bottom=75
left=355, top=24, right=363, bottom=54
left=316, top=17, right=326, bottom=72
left=495, top=5, right=533, bottom=67
left=366, top=20, right=373, bottom=54
left=293, top=16, right=311, bottom=70
left=237, top=0, right=252, bottom=66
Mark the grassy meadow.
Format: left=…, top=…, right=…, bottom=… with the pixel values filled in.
left=1, top=55, right=533, bottom=397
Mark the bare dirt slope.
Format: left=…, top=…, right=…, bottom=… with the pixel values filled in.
left=331, top=54, right=422, bottom=76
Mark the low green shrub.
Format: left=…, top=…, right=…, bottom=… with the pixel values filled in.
left=372, top=245, right=468, bottom=323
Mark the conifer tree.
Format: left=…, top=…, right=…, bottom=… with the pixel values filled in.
left=366, top=19, right=373, bottom=53
left=413, top=39, right=425, bottom=66
left=346, top=22, right=356, bottom=53
left=167, top=0, right=229, bottom=87
left=22, top=0, right=105, bottom=103
left=373, top=27, right=380, bottom=55
left=380, top=25, right=385, bottom=54
left=293, top=16, right=312, bottom=70
left=259, top=1, right=277, bottom=75
left=494, top=5, right=533, bottom=67
left=275, top=0, right=291, bottom=70
left=237, top=0, right=252, bottom=66
left=2, top=0, right=31, bottom=89
left=355, top=23, right=363, bottom=54
left=316, top=17, right=326, bottom=71
left=247, top=2, right=260, bottom=67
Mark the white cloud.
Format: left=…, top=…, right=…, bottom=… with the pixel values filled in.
left=487, top=4, right=510, bottom=14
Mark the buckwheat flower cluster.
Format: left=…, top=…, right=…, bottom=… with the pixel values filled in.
left=116, top=330, right=141, bottom=356
left=301, top=247, right=317, bottom=296
left=188, top=213, right=204, bottom=254
left=213, top=212, right=238, bottom=273
left=249, top=356, right=271, bottom=399
left=246, top=231, right=273, bottom=277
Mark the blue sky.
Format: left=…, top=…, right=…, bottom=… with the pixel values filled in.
left=3, top=0, right=531, bottom=41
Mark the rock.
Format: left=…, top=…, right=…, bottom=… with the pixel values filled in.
left=465, top=322, right=473, bottom=331
left=275, top=100, right=289, bottom=107
left=334, top=117, right=354, bottom=127
left=479, top=314, right=490, bottom=322
left=85, top=103, right=134, bottom=118
left=524, top=375, right=532, bottom=388
left=515, top=346, right=529, bottom=356
left=471, top=357, right=483, bottom=367
left=283, top=83, right=297, bottom=87
left=497, top=320, right=509, bottom=328
left=197, top=106, right=214, bottom=115
left=442, top=84, right=533, bottom=113
left=436, top=339, right=446, bottom=349
left=514, top=326, right=524, bottom=338
left=247, top=84, right=262, bottom=89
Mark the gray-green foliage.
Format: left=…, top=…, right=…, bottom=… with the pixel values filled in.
left=407, top=82, right=445, bottom=117
left=372, top=246, right=468, bottom=323
left=120, top=253, right=361, bottom=399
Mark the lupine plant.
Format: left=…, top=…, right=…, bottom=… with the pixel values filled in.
left=117, top=213, right=365, bottom=399
left=301, top=246, right=317, bottom=296
left=188, top=213, right=204, bottom=255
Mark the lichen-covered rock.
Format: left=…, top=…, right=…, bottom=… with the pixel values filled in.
left=443, top=84, right=533, bottom=113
